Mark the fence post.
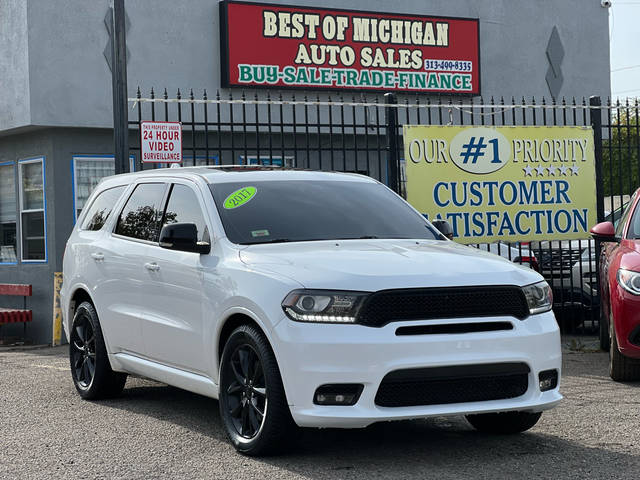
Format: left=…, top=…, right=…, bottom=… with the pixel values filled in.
left=590, top=96, right=605, bottom=223
left=385, top=93, right=400, bottom=194
left=590, top=95, right=605, bottom=313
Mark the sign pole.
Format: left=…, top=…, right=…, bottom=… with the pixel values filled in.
left=385, top=93, right=400, bottom=194
left=111, top=0, right=129, bottom=174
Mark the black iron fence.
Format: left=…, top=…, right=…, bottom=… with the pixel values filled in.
left=129, top=89, right=639, bottom=333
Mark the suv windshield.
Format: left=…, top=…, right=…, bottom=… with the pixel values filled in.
left=210, top=180, right=440, bottom=244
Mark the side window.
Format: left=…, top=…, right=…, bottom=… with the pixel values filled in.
left=80, top=186, right=126, bottom=231
left=626, top=204, right=640, bottom=239
left=115, top=183, right=167, bottom=242
left=162, top=184, right=210, bottom=243
left=616, top=201, right=634, bottom=237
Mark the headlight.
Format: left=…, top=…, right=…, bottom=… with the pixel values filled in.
left=522, top=281, right=553, bottom=315
left=617, top=269, right=640, bottom=295
left=282, top=290, right=368, bottom=323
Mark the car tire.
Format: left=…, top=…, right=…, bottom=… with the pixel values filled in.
left=599, top=307, right=610, bottom=352
left=465, top=411, right=542, bottom=434
left=218, top=324, right=298, bottom=456
left=609, top=314, right=640, bottom=382
left=69, top=301, right=127, bottom=399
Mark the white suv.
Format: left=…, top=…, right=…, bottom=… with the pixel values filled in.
left=61, top=167, right=562, bottom=456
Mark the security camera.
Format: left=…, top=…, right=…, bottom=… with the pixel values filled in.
left=601, top=0, right=612, bottom=7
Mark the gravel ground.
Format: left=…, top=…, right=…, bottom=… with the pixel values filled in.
left=1, top=341, right=638, bottom=480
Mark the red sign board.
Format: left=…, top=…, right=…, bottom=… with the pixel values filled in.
left=220, top=1, right=480, bottom=94
left=140, top=121, right=182, bottom=163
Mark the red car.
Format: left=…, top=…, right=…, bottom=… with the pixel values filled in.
left=591, top=190, right=640, bottom=381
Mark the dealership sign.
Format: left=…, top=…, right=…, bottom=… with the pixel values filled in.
left=140, top=121, right=182, bottom=163
left=220, top=1, right=480, bottom=94
left=404, top=126, right=597, bottom=244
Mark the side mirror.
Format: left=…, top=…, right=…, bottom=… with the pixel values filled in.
left=431, top=219, right=454, bottom=240
left=589, top=221, right=618, bottom=243
left=159, top=223, right=211, bottom=254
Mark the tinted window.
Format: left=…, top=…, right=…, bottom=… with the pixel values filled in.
left=80, top=186, right=126, bottom=231
left=115, top=183, right=166, bottom=242
left=210, top=180, right=439, bottom=244
left=163, top=184, right=210, bottom=243
left=626, top=204, right=640, bottom=239
left=616, top=197, right=636, bottom=237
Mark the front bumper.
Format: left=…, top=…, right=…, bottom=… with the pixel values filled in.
left=612, top=285, right=640, bottom=359
left=272, top=311, right=562, bottom=428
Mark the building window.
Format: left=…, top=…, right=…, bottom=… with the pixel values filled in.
left=0, top=162, right=17, bottom=264
left=72, top=155, right=135, bottom=220
left=18, top=157, right=46, bottom=262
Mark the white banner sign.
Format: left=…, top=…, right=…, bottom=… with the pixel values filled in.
left=140, top=121, right=182, bottom=163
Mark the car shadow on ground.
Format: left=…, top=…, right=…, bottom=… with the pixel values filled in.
left=96, top=379, right=640, bottom=479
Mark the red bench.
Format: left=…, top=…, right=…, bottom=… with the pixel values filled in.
left=0, top=284, right=33, bottom=339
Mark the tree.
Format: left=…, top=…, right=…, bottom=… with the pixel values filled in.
left=602, top=107, right=640, bottom=197
left=118, top=206, right=177, bottom=241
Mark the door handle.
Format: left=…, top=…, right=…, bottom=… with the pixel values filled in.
left=144, top=262, right=160, bottom=272
left=90, top=252, right=104, bottom=261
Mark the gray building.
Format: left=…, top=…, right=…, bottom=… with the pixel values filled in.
left=0, top=0, right=611, bottom=344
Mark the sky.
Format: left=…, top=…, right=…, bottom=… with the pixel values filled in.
left=609, top=1, right=640, bottom=100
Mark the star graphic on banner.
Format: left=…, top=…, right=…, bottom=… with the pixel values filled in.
left=559, top=165, right=569, bottom=176
left=535, top=165, right=546, bottom=176
left=547, top=165, right=557, bottom=176
left=523, top=165, right=533, bottom=176
left=570, top=165, right=579, bottom=176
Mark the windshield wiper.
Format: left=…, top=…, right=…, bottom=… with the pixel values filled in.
left=242, top=235, right=381, bottom=245
left=332, top=235, right=380, bottom=240
left=241, top=238, right=293, bottom=245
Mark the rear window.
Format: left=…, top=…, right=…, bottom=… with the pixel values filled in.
left=80, top=186, right=126, bottom=231
left=210, top=180, right=439, bottom=244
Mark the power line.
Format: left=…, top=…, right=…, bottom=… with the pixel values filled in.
left=612, top=88, right=640, bottom=95
left=611, top=64, right=640, bottom=72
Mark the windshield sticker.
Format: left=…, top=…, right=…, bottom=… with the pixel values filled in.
left=251, top=229, right=270, bottom=238
left=223, top=186, right=257, bottom=209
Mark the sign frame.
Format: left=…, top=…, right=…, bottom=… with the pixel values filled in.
left=219, top=0, right=481, bottom=95
left=140, top=121, right=183, bottom=164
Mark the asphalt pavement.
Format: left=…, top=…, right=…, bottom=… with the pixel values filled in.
left=1, top=341, right=638, bottom=480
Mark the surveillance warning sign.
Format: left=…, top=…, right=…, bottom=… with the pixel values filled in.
left=140, top=121, right=182, bottom=163
left=219, top=1, right=480, bottom=94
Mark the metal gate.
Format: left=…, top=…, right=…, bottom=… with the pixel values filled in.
left=129, top=89, right=638, bottom=334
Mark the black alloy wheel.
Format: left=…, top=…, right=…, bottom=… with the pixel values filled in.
left=70, top=315, right=96, bottom=390
left=224, top=344, right=267, bottom=439
left=69, top=301, right=127, bottom=400
left=219, top=325, right=297, bottom=456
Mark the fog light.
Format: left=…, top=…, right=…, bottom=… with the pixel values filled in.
left=538, top=369, right=558, bottom=391
left=314, top=384, right=363, bottom=406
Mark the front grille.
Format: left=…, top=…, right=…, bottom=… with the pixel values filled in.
left=395, top=321, right=513, bottom=336
left=375, top=362, right=530, bottom=407
left=539, top=249, right=582, bottom=272
left=357, top=286, right=529, bottom=327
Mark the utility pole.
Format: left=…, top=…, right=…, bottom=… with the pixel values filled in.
left=111, top=0, right=129, bottom=174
